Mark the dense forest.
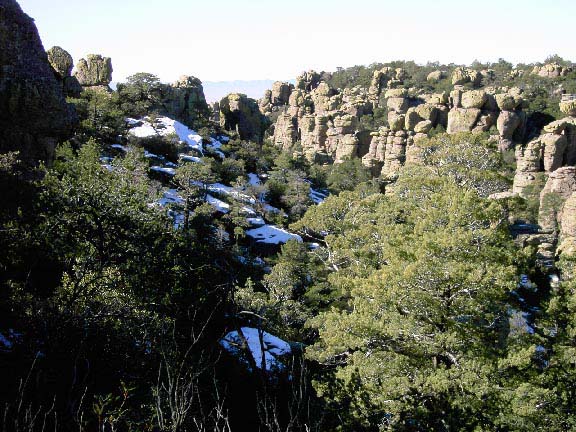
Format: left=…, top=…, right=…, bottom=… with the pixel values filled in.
left=2, top=1, right=576, bottom=430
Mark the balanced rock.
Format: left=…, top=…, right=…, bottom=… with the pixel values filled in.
left=47, top=46, right=73, bottom=79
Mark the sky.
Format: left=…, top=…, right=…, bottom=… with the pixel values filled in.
left=18, top=0, right=576, bottom=86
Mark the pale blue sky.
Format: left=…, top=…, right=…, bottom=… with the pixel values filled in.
left=18, top=0, right=576, bottom=84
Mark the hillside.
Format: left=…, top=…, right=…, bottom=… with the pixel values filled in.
left=2, top=0, right=576, bottom=431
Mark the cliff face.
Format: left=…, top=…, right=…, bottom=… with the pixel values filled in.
left=0, top=0, right=76, bottom=164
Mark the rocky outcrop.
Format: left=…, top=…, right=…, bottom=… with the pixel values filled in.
left=368, top=67, right=407, bottom=107
left=162, top=75, right=210, bottom=128
left=451, top=67, right=482, bottom=86
left=74, top=54, right=113, bottom=88
left=259, top=81, right=294, bottom=116
left=531, top=63, right=572, bottom=78
left=558, top=192, right=576, bottom=256
left=0, top=0, right=77, bottom=164
left=220, top=93, right=266, bottom=142
left=427, top=70, right=446, bottom=83
left=47, top=46, right=82, bottom=97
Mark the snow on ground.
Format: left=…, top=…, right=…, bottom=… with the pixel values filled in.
left=208, top=183, right=255, bottom=204
left=180, top=155, right=202, bottom=163
left=127, top=117, right=203, bottom=153
left=245, top=225, right=302, bottom=244
left=220, top=327, right=291, bottom=371
left=310, top=188, right=329, bottom=204
left=263, top=203, right=282, bottom=214
left=206, top=194, right=230, bottom=213
left=247, top=173, right=261, bottom=186
left=150, top=166, right=176, bottom=176
left=111, top=143, right=128, bottom=152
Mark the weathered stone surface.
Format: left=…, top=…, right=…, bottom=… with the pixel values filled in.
left=219, top=93, right=266, bottom=142
left=273, top=113, right=298, bottom=150
left=542, top=133, right=568, bottom=172
left=497, top=110, right=525, bottom=140
left=532, top=63, right=572, bottom=78
left=271, top=81, right=293, bottom=105
left=414, top=120, right=433, bottom=134
left=461, top=90, right=487, bottom=109
left=451, top=67, right=481, bottom=86
left=559, top=192, right=576, bottom=256
left=296, top=70, right=321, bottom=92
left=388, top=112, right=405, bottom=131
left=447, top=108, right=481, bottom=133
left=74, top=54, right=113, bottom=87
left=539, top=167, right=576, bottom=233
left=495, top=93, right=520, bottom=111
left=0, top=0, right=77, bottom=164
left=163, top=75, right=210, bottom=128
left=560, top=100, right=576, bottom=117
left=387, top=97, right=408, bottom=113
left=47, top=46, right=73, bottom=79
left=427, top=70, right=445, bottom=83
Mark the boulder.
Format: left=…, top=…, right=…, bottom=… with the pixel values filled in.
left=47, top=46, right=73, bottom=79
left=414, top=120, right=433, bottom=134
left=497, top=110, right=524, bottom=140
left=461, top=90, right=487, bottom=109
left=427, top=70, right=445, bottom=83
left=387, top=97, right=408, bottom=113
left=495, top=93, right=520, bottom=111
left=74, top=54, right=113, bottom=87
left=447, top=108, right=481, bottom=133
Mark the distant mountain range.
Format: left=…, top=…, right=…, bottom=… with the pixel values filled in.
left=202, top=79, right=295, bottom=103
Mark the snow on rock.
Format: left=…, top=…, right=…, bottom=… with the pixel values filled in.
left=220, top=327, right=291, bottom=371
left=159, top=189, right=184, bottom=206
left=247, top=217, right=265, bottom=226
left=180, top=155, right=202, bottom=163
left=150, top=166, right=176, bottom=176
left=246, top=225, right=302, bottom=244
left=127, top=116, right=203, bottom=153
left=206, top=194, right=230, bottom=213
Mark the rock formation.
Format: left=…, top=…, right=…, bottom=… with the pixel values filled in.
left=531, top=63, right=572, bottom=78
left=220, top=93, right=267, bottom=142
left=259, top=81, right=294, bottom=116
left=162, top=75, right=210, bottom=128
left=47, top=46, right=82, bottom=97
left=74, top=54, right=113, bottom=88
left=0, top=0, right=77, bottom=164
left=513, top=117, right=576, bottom=197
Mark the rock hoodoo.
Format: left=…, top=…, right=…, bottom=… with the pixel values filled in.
left=74, top=54, right=113, bottom=88
left=220, top=93, right=267, bottom=142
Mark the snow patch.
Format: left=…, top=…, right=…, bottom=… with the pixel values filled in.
left=245, top=225, right=302, bottom=244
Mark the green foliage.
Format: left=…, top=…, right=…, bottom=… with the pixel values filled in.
left=326, top=158, right=371, bottom=194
